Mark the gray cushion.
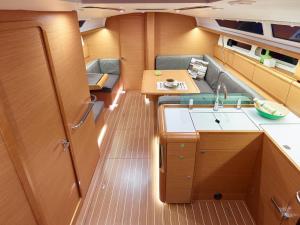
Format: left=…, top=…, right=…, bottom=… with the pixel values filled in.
left=193, top=79, right=214, bottom=94
left=219, top=71, right=265, bottom=100
left=158, top=96, right=182, bottom=105
left=101, top=74, right=119, bottom=92
left=156, top=55, right=203, bottom=70
left=86, top=60, right=101, bottom=74
left=92, top=101, right=104, bottom=122
left=99, top=59, right=120, bottom=75
left=87, top=73, right=104, bottom=85
left=203, top=55, right=224, bottom=92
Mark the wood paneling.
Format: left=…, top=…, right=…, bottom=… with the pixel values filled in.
left=198, top=132, right=261, bottom=150
left=194, top=132, right=262, bottom=200
left=83, top=17, right=120, bottom=60
left=120, top=14, right=145, bottom=90
left=145, top=13, right=155, bottom=70
left=0, top=134, right=37, bottom=225
left=232, top=54, right=255, bottom=80
left=252, top=66, right=292, bottom=103
left=0, top=24, right=80, bottom=225
left=155, top=13, right=218, bottom=56
left=246, top=136, right=300, bottom=225
left=286, top=81, right=300, bottom=115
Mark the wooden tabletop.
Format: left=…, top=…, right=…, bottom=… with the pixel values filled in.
left=141, top=70, right=200, bottom=95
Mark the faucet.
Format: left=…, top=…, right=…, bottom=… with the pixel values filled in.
left=213, top=82, right=228, bottom=111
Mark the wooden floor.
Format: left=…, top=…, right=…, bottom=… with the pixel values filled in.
left=76, top=91, right=255, bottom=225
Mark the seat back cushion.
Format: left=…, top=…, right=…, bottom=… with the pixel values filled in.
left=86, top=59, right=101, bottom=74
left=219, top=71, right=265, bottom=99
left=155, top=55, right=203, bottom=70
left=99, top=59, right=120, bottom=75
left=203, top=55, right=223, bottom=92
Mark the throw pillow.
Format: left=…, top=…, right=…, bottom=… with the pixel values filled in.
left=188, top=58, right=209, bottom=79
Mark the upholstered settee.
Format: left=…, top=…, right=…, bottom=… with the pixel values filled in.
left=155, top=54, right=264, bottom=105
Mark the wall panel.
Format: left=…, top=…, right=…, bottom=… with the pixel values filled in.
left=0, top=134, right=37, bottom=225
left=83, top=16, right=120, bottom=60
left=155, top=13, right=218, bottom=56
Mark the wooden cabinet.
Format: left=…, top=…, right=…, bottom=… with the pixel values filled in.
left=252, top=66, right=292, bottom=103
left=232, top=54, right=255, bottom=80
left=247, top=136, right=300, bottom=225
left=166, top=142, right=196, bottom=203
left=193, top=132, right=262, bottom=199
left=159, top=133, right=198, bottom=203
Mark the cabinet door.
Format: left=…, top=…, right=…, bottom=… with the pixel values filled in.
left=166, top=143, right=196, bottom=203
left=252, top=136, right=300, bottom=225
left=194, top=148, right=258, bottom=199
left=0, top=25, right=80, bottom=225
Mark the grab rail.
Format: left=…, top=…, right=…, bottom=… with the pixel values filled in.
left=72, top=95, right=97, bottom=130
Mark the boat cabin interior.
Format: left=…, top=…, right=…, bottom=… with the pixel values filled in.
left=2, top=0, right=300, bottom=225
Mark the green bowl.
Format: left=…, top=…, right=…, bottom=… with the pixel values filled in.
left=255, top=108, right=286, bottom=120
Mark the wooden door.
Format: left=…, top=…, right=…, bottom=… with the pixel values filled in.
left=120, top=14, right=145, bottom=90
left=0, top=135, right=37, bottom=225
left=0, top=25, right=80, bottom=225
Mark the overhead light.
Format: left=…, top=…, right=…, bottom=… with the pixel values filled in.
left=175, top=9, right=181, bottom=13
left=119, top=9, right=125, bottom=13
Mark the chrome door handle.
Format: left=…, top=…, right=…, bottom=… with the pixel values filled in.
left=271, top=197, right=291, bottom=220
left=296, top=191, right=300, bottom=204
left=72, top=95, right=97, bottom=130
left=61, top=139, right=70, bottom=152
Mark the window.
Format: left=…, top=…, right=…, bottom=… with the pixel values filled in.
left=261, top=49, right=298, bottom=66
left=271, top=24, right=300, bottom=43
left=79, top=20, right=86, bottom=28
left=216, top=20, right=264, bottom=35
left=227, top=39, right=252, bottom=51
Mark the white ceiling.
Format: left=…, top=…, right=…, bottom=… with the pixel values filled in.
left=1, top=0, right=300, bottom=23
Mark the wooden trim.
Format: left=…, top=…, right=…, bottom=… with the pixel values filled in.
left=145, top=13, right=155, bottom=70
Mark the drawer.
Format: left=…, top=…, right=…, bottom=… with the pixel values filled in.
left=166, top=174, right=193, bottom=203
left=167, top=156, right=195, bottom=176
left=167, top=142, right=196, bottom=156
left=198, top=132, right=261, bottom=150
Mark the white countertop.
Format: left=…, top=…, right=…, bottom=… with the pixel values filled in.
left=261, top=124, right=300, bottom=167
left=164, top=108, right=195, bottom=132
left=164, top=106, right=300, bottom=168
